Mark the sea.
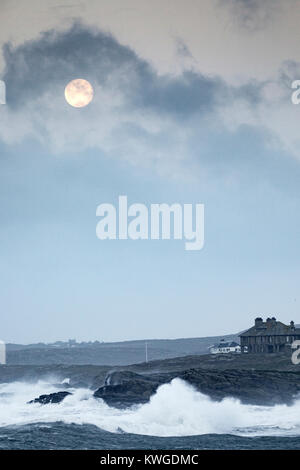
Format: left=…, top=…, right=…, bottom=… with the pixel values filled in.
left=0, top=378, right=300, bottom=450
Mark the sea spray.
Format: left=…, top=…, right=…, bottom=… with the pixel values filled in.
left=0, top=378, right=300, bottom=437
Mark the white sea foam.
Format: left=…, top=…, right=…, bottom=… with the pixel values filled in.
left=0, top=378, right=299, bottom=437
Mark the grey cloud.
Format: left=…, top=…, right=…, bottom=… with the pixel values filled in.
left=219, top=0, right=281, bottom=31
left=278, top=60, right=300, bottom=87
left=0, top=22, right=293, bottom=182
left=2, top=22, right=259, bottom=118
left=3, top=23, right=137, bottom=108
left=175, top=39, right=193, bottom=60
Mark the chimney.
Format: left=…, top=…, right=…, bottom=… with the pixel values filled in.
left=255, top=317, right=263, bottom=328
left=266, top=317, right=276, bottom=328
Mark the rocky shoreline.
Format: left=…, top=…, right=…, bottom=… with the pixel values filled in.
left=8, top=352, right=299, bottom=408
left=94, top=368, right=300, bottom=407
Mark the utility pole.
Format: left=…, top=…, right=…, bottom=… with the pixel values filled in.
left=145, top=341, right=148, bottom=363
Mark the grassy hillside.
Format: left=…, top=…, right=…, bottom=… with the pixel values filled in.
left=6, top=333, right=240, bottom=365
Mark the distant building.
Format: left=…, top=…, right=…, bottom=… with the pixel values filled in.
left=209, top=339, right=241, bottom=354
left=0, top=341, right=6, bottom=365
left=240, top=317, right=300, bottom=353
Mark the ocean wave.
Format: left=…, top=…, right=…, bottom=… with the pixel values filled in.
left=0, top=378, right=299, bottom=437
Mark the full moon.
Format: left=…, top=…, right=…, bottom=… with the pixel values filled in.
left=64, top=79, right=94, bottom=108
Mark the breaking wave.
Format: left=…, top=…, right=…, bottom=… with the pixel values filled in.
left=0, top=378, right=300, bottom=437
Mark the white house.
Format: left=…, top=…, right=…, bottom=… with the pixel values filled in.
left=209, top=339, right=241, bottom=354
left=0, top=341, right=6, bottom=365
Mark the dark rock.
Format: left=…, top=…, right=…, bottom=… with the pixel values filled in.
left=94, top=371, right=166, bottom=407
left=93, top=368, right=300, bottom=408
left=28, top=391, right=72, bottom=405
left=177, top=368, right=300, bottom=406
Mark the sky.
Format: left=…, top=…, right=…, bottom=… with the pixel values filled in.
left=1, top=0, right=300, bottom=343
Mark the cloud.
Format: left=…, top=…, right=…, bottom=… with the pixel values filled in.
left=2, top=23, right=227, bottom=117
left=220, top=0, right=281, bottom=31
left=0, top=25, right=227, bottom=168
left=0, top=22, right=299, bottom=181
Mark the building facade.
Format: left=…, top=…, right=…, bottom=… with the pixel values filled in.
left=240, top=317, right=300, bottom=353
left=209, top=339, right=241, bottom=354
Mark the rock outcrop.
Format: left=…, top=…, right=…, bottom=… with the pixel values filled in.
left=29, top=391, right=72, bottom=404
left=93, top=368, right=300, bottom=408
left=93, top=371, right=166, bottom=407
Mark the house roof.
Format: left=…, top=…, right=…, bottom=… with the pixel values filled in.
left=239, top=320, right=300, bottom=337
left=212, top=341, right=240, bottom=349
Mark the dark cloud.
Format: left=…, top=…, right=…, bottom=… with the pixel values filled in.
left=220, top=0, right=280, bottom=31
left=175, top=39, right=193, bottom=59
left=3, top=23, right=137, bottom=108
left=2, top=22, right=285, bottom=183
left=2, top=22, right=261, bottom=118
